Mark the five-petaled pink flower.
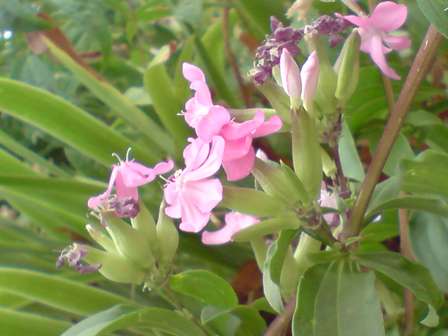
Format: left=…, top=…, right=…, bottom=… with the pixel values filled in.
left=182, top=63, right=282, bottom=181
left=342, top=1, right=411, bottom=80
left=88, top=157, right=174, bottom=209
left=201, top=212, right=259, bottom=245
left=164, top=136, right=225, bottom=233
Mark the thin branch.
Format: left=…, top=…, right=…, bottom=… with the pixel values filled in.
left=382, top=75, right=395, bottom=113
left=265, top=297, right=296, bottom=336
left=344, top=25, right=443, bottom=239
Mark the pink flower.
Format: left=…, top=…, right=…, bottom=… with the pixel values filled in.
left=182, top=62, right=283, bottom=181
left=279, top=49, right=320, bottom=110
left=201, top=212, right=259, bottom=245
left=88, top=158, right=174, bottom=210
left=342, top=1, right=411, bottom=80
left=182, top=63, right=231, bottom=142
left=220, top=111, right=282, bottom=181
left=164, top=136, right=224, bottom=233
left=320, top=187, right=338, bottom=226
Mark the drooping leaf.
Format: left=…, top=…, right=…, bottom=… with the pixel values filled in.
left=338, top=121, right=365, bottom=182
left=417, top=0, right=448, bottom=38
left=170, top=270, right=238, bottom=309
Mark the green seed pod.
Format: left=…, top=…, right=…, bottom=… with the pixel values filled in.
left=156, top=202, right=179, bottom=269
left=81, top=244, right=146, bottom=284
left=335, top=29, right=361, bottom=104
left=131, top=201, right=159, bottom=257
left=85, top=224, right=117, bottom=253
left=291, top=107, right=322, bottom=199
left=103, top=213, right=155, bottom=270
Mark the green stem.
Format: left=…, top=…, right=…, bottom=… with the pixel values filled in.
left=293, top=232, right=321, bottom=276
left=344, top=25, right=443, bottom=239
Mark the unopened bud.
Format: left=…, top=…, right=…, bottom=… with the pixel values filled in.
left=335, top=29, right=361, bottom=104
left=280, top=48, right=302, bottom=109
left=156, top=202, right=179, bottom=269
left=287, top=0, right=314, bottom=20
left=86, top=224, right=117, bottom=253
left=82, top=244, right=146, bottom=284
left=300, top=51, right=320, bottom=113
left=103, top=213, right=155, bottom=270
left=131, top=201, right=159, bottom=257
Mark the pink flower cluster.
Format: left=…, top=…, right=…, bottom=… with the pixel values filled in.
left=88, top=63, right=281, bottom=244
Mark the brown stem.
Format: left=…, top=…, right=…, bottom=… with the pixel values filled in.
left=265, top=297, right=296, bottom=336
left=222, top=4, right=251, bottom=107
left=399, top=192, right=415, bottom=336
left=344, top=25, right=443, bottom=239
left=382, top=76, right=395, bottom=113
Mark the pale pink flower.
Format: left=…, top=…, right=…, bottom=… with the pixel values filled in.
left=182, top=63, right=231, bottom=142
left=342, top=1, right=411, bottom=80
left=320, top=187, right=339, bottom=226
left=220, top=111, right=282, bottom=181
left=201, top=212, right=259, bottom=245
left=88, top=158, right=174, bottom=210
left=279, top=49, right=320, bottom=110
left=164, top=136, right=224, bottom=233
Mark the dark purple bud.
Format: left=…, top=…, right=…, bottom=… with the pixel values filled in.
left=110, top=196, right=140, bottom=218
left=56, top=244, right=100, bottom=274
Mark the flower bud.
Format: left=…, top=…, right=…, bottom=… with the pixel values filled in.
left=85, top=224, right=117, bottom=253
left=280, top=48, right=302, bottom=109
left=156, top=202, right=179, bottom=269
left=291, top=107, right=322, bottom=199
left=287, top=0, right=314, bottom=20
left=81, top=244, right=146, bottom=284
left=131, top=201, right=159, bottom=257
left=335, top=29, right=361, bottom=104
left=103, top=213, right=155, bottom=270
left=300, top=51, right=320, bottom=112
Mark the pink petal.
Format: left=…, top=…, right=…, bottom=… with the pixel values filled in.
left=280, top=49, right=302, bottom=100
left=185, top=178, right=223, bottom=213
left=341, top=14, right=370, bottom=28
left=201, top=212, right=259, bottom=245
left=115, top=171, right=139, bottom=201
left=383, top=34, right=411, bottom=51
left=184, top=136, right=224, bottom=181
left=370, top=1, right=408, bottom=32
left=223, top=136, right=253, bottom=161
left=222, top=146, right=255, bottom=181
left=196, top=105, right=231, bottom=142
left=183, top=63, right=206, bottom=83
left=183, top=138, right=210, bottom=170
left=119, top=161, right=156, bottom=187
left=153, top=160, right=175, bottom=175
left=190, top=81, right=213, bottom=107
left=165, top=202, right=182, bottom=219
left=220, top=112, right=264, bottom=140
left=87, top=165, right=118, bottom=208
left=300, top=51, right=320, bottom=110
left=253, top=115, right=283, bottom=138
left=179, top=199, right=211, bottom=233
left=368, top=34, right=400, bottom=80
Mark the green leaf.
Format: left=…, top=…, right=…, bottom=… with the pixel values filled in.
left=222, top=186, right=287, bottom=217
left=202, top=305, right=266, bottom=336
left=417, top=0, right=448, bottom=38
left=383, top=134, right=414, bottom=176
left=0, top=268, right=133, bottom=316
left=338, top=121, right=364, bottom=182
left=170, top=270, right=238, bottom=309
left=62, top=304, right=206, bottom=336
left=293, top=261, right=385, bottom=336
left=0, top=307, right=70, bottom=336
left=400, top=150, right=448, bottom=200
left=410, top=212, right=448, bottom=292
left=355, top=251, right=444, bottom=308
left=144, top=48, right=190, bottom=148
left=0, top=78, right=156, bottom=166
left=232, top=213, right=301, bottom=242
left=365, top=196, right=448, bottom=221
left=262, top=231, right=296, bottom=313
left=44, top=39, right=174, bottom=155
left=174, top=0, right=203, bottom=26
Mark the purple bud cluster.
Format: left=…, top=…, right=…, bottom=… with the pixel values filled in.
left=110, top=196, right=140, bottom=218
left=252, top=16, right=352, bottom=84
left=56, top=245, right=100, bottom=274
left=252, top=17, right=303, bottom=84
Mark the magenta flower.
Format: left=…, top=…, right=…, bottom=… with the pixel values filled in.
left=201, top=212, right=259, bottom=245
left=342, top=1, right=411, bottom=80
left=220, top=111, right=282, bottom=181
left=88, top=156, right=174, bottom=213
left=280, top=49, right=320, bottom=110
left=182, top=63, right=231, bottom=142
left=164, top=136, right=224, bottom=233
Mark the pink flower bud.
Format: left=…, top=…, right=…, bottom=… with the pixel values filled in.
left=280, top=48, right=302, bottom=107
left=300, top=51, right=320, bottom=112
